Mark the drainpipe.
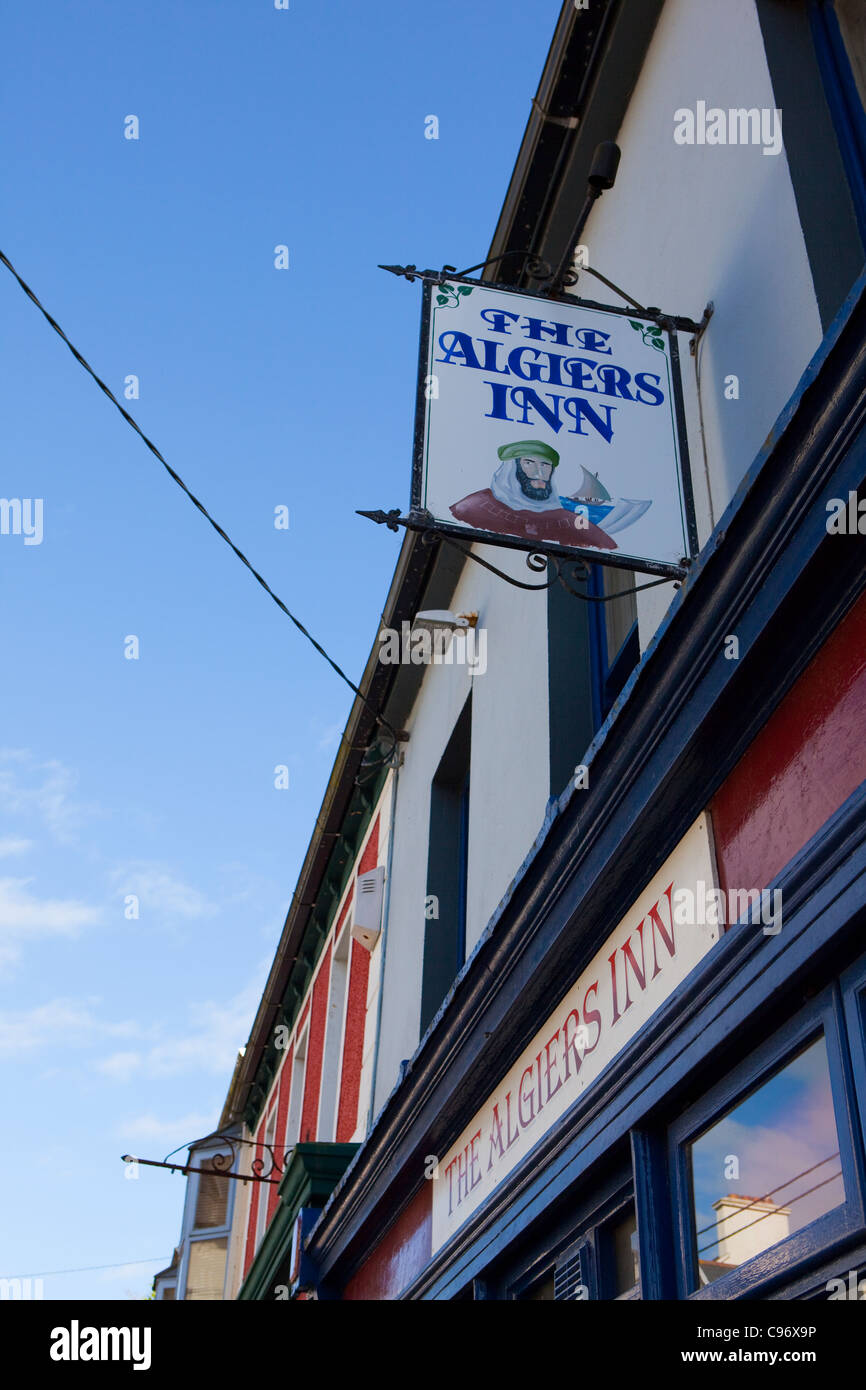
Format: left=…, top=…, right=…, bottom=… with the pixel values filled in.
left=365, top=755, right=401, bottom=1134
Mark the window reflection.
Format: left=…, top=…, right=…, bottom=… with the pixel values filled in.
left=689, top=1036, right=844, bottom=1287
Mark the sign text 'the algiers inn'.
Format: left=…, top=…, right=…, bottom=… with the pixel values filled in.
left=431, top=815, right=720, bottom=1252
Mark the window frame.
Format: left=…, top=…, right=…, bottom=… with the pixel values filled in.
left=190, top=1145, right=232, bottom=1234
left=668, top=984, right=864, bottom=1299
left=809, top=0, right=866, bottom=241
left=587, top=565, right=640, bottom=729
left=840, top=949, right=866, bottom=1154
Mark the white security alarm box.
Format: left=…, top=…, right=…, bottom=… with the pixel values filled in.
left=350, top=866, right=385, bottom=951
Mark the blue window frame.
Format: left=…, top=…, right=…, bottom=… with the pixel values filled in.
left=668, top=984, right=865, bottom=1300
left=841, top=950, right=866, bottom=1151
left=810, top=0, right=866, bottom=241
left=587, top=565, right=640, bottom=729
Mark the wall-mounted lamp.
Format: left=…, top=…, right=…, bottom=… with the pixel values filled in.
left=549, top=140, right=622, bottom=295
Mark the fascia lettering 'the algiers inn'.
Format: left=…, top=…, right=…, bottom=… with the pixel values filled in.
left=153, top=0, right=866, bottom=1302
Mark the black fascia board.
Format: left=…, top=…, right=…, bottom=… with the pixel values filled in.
left=487, top=0, right=664, bottom=289
left=306, top=270, right=866, bottom=1290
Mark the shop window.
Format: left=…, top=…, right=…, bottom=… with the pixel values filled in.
left=510, top=1186, right=639, bottom=1300
left=688, top=1036, right=844, bottom=1288
left=670, top=990, right=863, bottom=1298
left=605, top=1202, right=641, bottom=1299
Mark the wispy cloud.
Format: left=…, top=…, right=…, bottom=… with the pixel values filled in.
left=117, top=1111, right=220, bottom=1146
left=108, top=864, right=216, bottom=921
left=0, top=999, right=139, bottom=1056
left=97, top=978, right=262, bottom=1083
left=0, top=877, right=102, bottom=971
left=0, top=749, right=100, bottom=843
left=0, top=837, right=33, bottom=858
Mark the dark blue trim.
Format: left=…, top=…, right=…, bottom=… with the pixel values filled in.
left=587, top=565, right=607, bottom=731
left=456, top=770, right=470, bottom=968
left=841, top=954, right=866, bottom=1155
left=631, top=1126, right=677, bottom=1300
left=587, top=568, right=640, bottom=729
left=810, top=0, right=866, bottom=243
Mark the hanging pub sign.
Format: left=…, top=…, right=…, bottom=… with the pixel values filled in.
left=409, top=275, right=698, bottom=579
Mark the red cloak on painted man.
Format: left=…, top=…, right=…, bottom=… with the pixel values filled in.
left=449, top=439, right=616, bottom=550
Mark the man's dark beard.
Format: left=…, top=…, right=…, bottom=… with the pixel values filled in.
left=516, top=461, right=553, bottom=501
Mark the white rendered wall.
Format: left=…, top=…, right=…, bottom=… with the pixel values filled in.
left=574, top=0, right=823, bottom=648
left=371, top=544, right=551, bottom=1115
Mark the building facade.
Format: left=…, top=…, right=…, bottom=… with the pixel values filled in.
left=151, top=1124, right=241, bottom=1301
left=165, top=0, right=866, bottom=1301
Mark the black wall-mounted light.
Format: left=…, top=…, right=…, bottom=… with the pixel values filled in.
left=548, top=140, right=622, bottom=294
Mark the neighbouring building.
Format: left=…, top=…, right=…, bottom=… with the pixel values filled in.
left=164, top=0, right=866, bottom=1301
left=151, top=1116, right=242, bottom=1301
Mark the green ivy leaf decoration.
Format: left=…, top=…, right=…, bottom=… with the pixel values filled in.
left=629, top=319, right=666, bottom=351
left=435, top=282, right=473, bottom=308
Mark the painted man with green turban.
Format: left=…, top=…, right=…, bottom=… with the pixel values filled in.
left=450, top=439, right=616, bottom=549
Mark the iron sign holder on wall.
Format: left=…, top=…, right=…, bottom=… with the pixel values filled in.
left=361, top=257, right=712, bottom=594
left=122, top=1130, right=293, bottom=1185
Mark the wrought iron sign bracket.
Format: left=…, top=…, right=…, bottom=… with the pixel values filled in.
left=358, top=508, right=690, bottom=590
left=121, top=1130, right=295, bottom=1186
left=379, top=260, right=710, bottom=338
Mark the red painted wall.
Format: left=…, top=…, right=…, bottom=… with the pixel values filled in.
left=336, top=816, right=380, bottom=1141
left=342, top=1183, right=432, bottom=1300
left=267, top=1048, right=293, bottom=1225
left=300, top=943, right=332, bottom=1143
left=242, top=1114, right=266, bottom=1277
left=712, top=588, right=866, bottom=892
left=242, top=812, right=383, bottom=1277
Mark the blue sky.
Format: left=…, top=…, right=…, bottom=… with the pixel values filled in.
left=0, top=0, right=560, bottom=1299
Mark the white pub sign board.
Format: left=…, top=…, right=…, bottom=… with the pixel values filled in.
left=431, top=814, right=721, bottom=1253
left=414, top=279, right=694, bottom=572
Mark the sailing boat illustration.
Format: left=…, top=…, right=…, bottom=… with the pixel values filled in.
left=560, top=465, right=652, bottom=535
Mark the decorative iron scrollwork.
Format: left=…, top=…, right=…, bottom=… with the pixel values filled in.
left=122, top=1129, right=297, bottom=1185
